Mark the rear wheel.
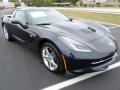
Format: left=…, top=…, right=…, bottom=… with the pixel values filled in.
left=40, top=42, right=65, bottom=73
left=2, top=25, right=13, bottom=41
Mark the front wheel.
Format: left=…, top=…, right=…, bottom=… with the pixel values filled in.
left=40, top=42, right=65, bottom=73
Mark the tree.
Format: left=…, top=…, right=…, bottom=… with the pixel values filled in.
left=22, top=0, right=78, bottom=6
left=68, top=0, right=78, bottom=4
left=43, top=0, right=53, bottom=6
left=22, top=0, right=53, bottom=6
left=53, top=0, right=65, bottom=3
left=80, top=0, right=83, bottom=6
left=12, top=0, right=21, bottom=7
left=53, top=0, right=78, bottom=5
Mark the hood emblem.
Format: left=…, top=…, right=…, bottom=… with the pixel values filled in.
left=88, top=27, right=96, bottom=32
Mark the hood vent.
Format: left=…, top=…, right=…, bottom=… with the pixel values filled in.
left=88, top=27, right=96, bottom=33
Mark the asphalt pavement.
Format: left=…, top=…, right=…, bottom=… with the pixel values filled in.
left=0, top=9, right=120, bottom=90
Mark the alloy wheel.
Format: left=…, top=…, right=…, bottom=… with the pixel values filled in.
left=42, top=46, right=58, bottom=71
left=3, top=26, right=9, bottom=40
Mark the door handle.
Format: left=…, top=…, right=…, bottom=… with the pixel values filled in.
left=30, top=34, right=33, bottom=37
left=29, top=31, right=37, bottom=38
left=29, top=34, right=37, bottom=38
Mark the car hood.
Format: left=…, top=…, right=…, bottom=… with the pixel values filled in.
left=46, top=20, right=105, bottom=43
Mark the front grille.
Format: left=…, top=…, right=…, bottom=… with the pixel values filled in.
left=91, top=53, right=115, bottom=66
left=69, top=52, right=116, bottom=70
left=92, top=57, right=112, bottom=65
left=91, top=57, right=112, bottom=66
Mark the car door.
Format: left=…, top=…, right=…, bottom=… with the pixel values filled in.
left=11, top=10, right=35, bottom=43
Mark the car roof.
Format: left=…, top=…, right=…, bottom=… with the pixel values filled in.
left=16, top=7, right=52, bottom=11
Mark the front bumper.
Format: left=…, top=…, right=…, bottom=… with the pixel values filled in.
left=92, top=53, right=118, bottom=71
left=65, top=52, right=118, bottom=73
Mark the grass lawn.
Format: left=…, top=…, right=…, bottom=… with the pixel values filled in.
left=57, top=9, right=120, bottom=25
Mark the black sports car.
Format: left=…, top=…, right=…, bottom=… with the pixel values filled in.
left=1, top=7, right=118, bottom=74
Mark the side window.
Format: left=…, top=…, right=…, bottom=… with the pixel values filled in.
left=14, top=11, right=26, bottom=24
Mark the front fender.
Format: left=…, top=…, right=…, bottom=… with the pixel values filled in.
left=31, top=26, right=72, bottom=56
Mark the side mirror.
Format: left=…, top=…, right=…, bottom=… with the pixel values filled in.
left=69, top=18, right=73, bottom=22
left=7, top=15, right=12, bottom=18
left=22, top=24, right=29, bottom=29
left=11, top=19, right=28, bottom=29
left=11, top=19, right=20, bottom=24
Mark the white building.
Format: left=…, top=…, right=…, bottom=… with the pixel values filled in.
left=82, top=0, right=108, bottom=4
left=82, top=0, right=116, bottom=3
left=0, top=0, right=25, bottom=8
left=78, top=0, right=120, bottom=6
left=3, top=0, right=8, bottom=6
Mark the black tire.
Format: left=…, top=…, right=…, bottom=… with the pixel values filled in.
left=2, top=24, right=14, bottom=41
left=40, top=42, right=65, bottom=73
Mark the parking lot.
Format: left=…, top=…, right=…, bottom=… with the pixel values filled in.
left=0, top=9, right=120, bottom=90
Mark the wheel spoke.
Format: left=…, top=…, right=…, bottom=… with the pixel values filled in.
left=42, top=54, right=48, bottom=58
left=42, top=49, right=48, bottom=57
left=48, top=59, right=52, bottom=70
left=45, top=48, right=49, bottom=55
left=50, top=59, right=58, bottom=69
left=44, top=59, right=49, bottom=68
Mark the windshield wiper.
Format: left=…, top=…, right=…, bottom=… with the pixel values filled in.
left=36, top=23, right=51, bottom=26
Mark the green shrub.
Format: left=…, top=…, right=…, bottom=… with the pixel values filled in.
left=26, top=0, right=53, bottom=7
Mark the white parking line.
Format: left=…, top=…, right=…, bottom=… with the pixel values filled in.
left=42, top=61, right=120, bottom=90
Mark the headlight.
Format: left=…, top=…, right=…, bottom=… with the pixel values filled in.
left=59, top=36, right=92, bottom=52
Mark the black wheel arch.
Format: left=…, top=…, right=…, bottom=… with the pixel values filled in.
left=39, top=38, right=62, bottom=53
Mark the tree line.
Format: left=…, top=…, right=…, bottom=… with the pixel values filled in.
left=12, top=0, right=79, bottom=7
left=12, top=0, right=120, bottom=7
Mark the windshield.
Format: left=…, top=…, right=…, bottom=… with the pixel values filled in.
left=27, top=9, right=69, bottom=25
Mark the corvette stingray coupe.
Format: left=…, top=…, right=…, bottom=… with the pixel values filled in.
left=1, top=7, right=118, bottom=74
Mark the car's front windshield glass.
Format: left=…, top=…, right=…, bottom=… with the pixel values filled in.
left=27, top=9, right=69, bottom=25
